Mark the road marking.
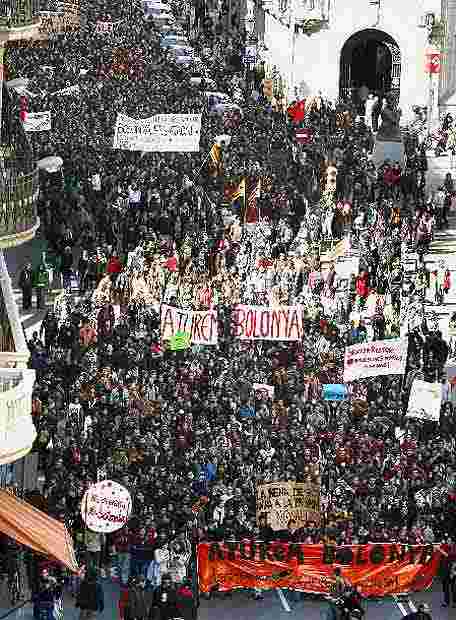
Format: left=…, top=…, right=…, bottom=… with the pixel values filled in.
left=276, top=588, right=291, bottom=612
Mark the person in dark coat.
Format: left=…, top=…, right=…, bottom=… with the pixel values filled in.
left=60, top=246, right=74, bottom=290
left=78, top=250, right=90, bottom=294
left=19, top=261, right=33, bottom=310
left=125, top=576, right=153, bottom=620
left=149, top=573, right=177, bottom=620
left=439, top=546, right=456, bottom=607
left=40, top=310, right=59, bottom=352
left=75, top=568, right=105, bottom=620
left=33, top=572, right=63, bottom=620
left=97, top=304, right=115, bottom=340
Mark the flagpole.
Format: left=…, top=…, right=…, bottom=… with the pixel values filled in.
left=191, top=149, right=215, bottom=184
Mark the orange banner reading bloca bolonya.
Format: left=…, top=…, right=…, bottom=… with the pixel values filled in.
left=198, top=542, right=442, bottom=596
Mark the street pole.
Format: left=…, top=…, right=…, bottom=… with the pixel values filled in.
left=427, top=69, right=433, bottom=136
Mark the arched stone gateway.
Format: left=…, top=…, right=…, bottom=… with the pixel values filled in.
left=339, top=28, right=401, bottom=107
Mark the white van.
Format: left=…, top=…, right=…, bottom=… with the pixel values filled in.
left=205, top=91, right=231, bottom=112
left=142, top=0, right=176, bottom=25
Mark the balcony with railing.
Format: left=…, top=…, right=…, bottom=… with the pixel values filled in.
left=0, top=77, right=39, bottom=464
left=0, top=0, right=41, bottom=38
left=0, top=167, right=40, bottom=248
left=263, top=0, right=330, bottom=30
left=0, top=368, right=36, bottom=465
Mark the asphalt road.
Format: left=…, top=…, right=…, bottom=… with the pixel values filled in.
left=0, top=581, right=452, bottom=620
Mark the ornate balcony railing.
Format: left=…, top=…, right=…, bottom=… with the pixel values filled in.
left=0, top=168, right=40, bottom=247
left=0, top=15, right=40, bottom=28
left=0, top=0, right=41, bottom=29
left=263, top=0, right=330, bottom=32
left=0, top=368, right=36, bottom=465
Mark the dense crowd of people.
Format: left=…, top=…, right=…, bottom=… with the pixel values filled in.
left=1, top=1, right=456, bottom=618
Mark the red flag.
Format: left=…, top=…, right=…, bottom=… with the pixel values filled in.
left=287, top=99, right=306, bottom=124
left=245, top=178, right=261, bottom=223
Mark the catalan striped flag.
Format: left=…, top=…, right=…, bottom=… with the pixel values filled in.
left=230, top=178, right=246, bottom=211
left=245, top=178, right=261, bottom=223
left=261, top=175, right=273, bottom=193
left=209, top=142, right=222, bottom=176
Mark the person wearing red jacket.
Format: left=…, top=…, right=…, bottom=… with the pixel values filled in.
left=355, top=270, right=369, bottom=303
left=106, top=255, right=123, bottom=275
left=113, top=526, right=131, bottom=587
left=382, top=162, right=395, bottom=198
left=390, top=163, right=402, bottom=199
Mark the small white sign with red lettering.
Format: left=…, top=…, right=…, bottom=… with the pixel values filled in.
left=81, top=480, right=132, bottom=533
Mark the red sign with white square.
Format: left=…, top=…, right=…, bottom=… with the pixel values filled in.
left=425, top=52, right=441, bottom=74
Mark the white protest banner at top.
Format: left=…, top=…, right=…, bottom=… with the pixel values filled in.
left=50, top=84, right=80, bottom=96
left=343, top=338, right=407, bottom=382
left=407, top=379, right=442, bottom=422
left=161, top=304, right=218, bottom=345
left=23, top=111, right=51, bottom=132
left=112, top=113, right=202, bottom=152
left=232, top=304, right=303, bottom=341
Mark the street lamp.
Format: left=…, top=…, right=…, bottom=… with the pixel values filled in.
left=369, top=0, right=381, bottom=27
left=419, top=12, right=439, bottom=134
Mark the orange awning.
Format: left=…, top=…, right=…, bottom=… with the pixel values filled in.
left=0, top=489, right=78, bottom=573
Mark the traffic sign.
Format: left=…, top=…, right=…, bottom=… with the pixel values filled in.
left=425, top=52, right=441, bottom=74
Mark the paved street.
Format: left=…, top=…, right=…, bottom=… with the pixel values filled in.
left=0, top=582, right=453, bottom=620
left=1, top=145, right=455, bottom=620
left=4, top=231, right=73, bottom=341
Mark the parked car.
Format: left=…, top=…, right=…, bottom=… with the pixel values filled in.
left=160, top=34, right=190, bottom=48
left=167, top=44, right=194, bottom=58
left=205, top=91, right=232, bottom=112
left=142, top=0, right=173, bottom=13
left=142, top=1, right=176, bottom=26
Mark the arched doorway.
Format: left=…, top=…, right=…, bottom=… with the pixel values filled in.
left=339, top=29, right=401, bottom=109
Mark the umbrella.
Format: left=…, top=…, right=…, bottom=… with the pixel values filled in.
left=37, top=156, right=63, bottom=173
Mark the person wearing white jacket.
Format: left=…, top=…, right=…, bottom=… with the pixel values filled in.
left=150, top=536, right=170, bottom=588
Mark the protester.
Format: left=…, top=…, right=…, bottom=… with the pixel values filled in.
left=75, top=568, right=105, bottom=620
left=2, top=2, right=456, bottom=616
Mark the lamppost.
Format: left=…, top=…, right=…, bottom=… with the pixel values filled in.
left=419, top=11, right=440, bottom=134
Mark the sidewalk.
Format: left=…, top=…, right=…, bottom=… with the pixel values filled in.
left=405, top=150, right=456, bottom=344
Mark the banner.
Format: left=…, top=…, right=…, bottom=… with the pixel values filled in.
left=322, top=384, right=347, bottom=401
left=112, top=113, right=202, bottom=152
left=23, top=112, right=51, bottom=132
left=232, top=305, right=303, bottom=340
left=335, top=257, right=359, bottom=279
left=198, top=543, right=442, bottom=596
left=407, top=379, right=442, bottom=421
left=253, top=383, right=274, bottom=399
left=256, top=482, right=320, bottom=530
left=95, top=20, right=122, bottom=33
left=81, top=480, right=132, bottom=533
left=50, top=84, right=80, bottom=96
left=169, top=330, right=191, bottom=351
left=239, top=404, right=255, bottom=418
left=343, top=338, right=407, bottom=382
left=161, top=305, right=218, bottom=345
